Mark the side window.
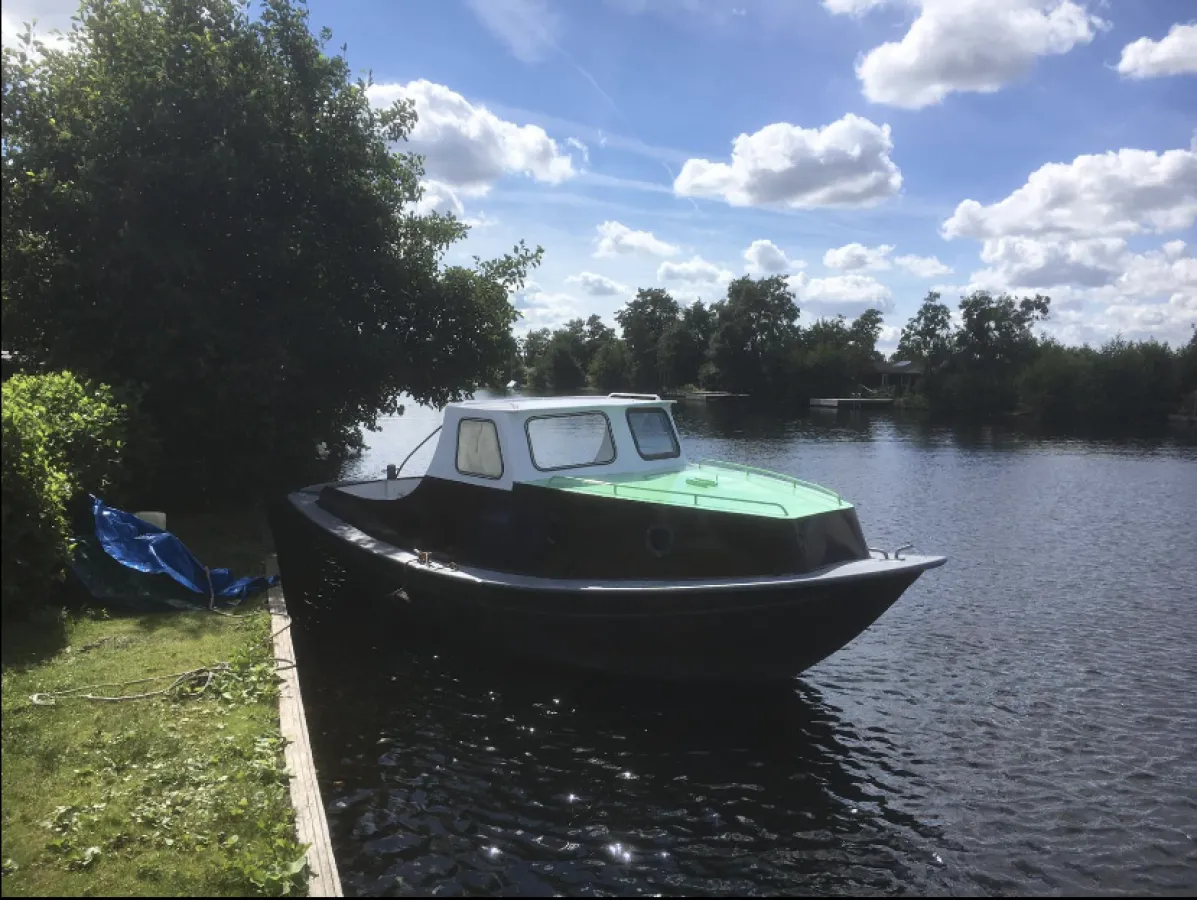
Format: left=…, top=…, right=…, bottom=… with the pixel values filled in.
left=526, top=413, right=616, bottom=470
left=626, top=407, right=680, bottom=460
left=456, top=418, right=503, bottom=478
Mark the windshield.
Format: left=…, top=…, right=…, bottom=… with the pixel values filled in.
left=526, top=413, right=616, bottom=470
left=626, top=408, right=680, bottom=460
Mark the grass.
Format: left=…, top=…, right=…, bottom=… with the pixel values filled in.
left=1, top=509, right=309, bottom=897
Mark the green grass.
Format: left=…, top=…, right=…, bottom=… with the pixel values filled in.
left=1, top=510, right=309, bottom=897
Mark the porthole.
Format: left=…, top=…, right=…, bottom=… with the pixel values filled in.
left=645, top=525, right=674, bottom=558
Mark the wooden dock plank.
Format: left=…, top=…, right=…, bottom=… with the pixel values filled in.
left=266, top=558, right=342, bottom=897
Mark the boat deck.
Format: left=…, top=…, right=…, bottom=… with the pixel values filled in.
left=530, top=460, right=847, bottom=519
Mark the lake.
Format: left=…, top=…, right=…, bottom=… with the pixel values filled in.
left=287, top=395, right=1197, bottom=896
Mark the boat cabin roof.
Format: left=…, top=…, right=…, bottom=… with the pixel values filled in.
left=450, top=393, right=671, bottom=413
left=423, top=394, right=687, bottom=490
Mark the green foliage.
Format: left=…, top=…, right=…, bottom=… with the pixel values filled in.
left=895, top=290, right=1193, bottom=422
left=537, top=334, right=588, bottom=392
left=658, top=302, right=713, bottom=390
left=706, top=277, right=799, bottom=395
left=2, top=0, right=539, bottom=502
left=1087, top=337, right=1179, bottom=422
left=1181, top=327, right=1197, bottom=389
left=895, top=292, right=953, bottom=368
left=912, top=291, right=1051, bottom=415
left=519, top=315, right=626, bottom=393
left=2, top=373, right=131, bottom=619
left=616, top=289, right=681, bottom=390
left=588, top=339, right=633, bottom=392
left=520, top=329, right=552, bottom=370
left=1018, top=339, right=1095, bottom=422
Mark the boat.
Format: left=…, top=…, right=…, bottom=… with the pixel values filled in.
left=271, top=393, right=945, bottom=682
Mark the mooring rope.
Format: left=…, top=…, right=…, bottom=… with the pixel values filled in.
left=28, top=613, right=296, bottom=707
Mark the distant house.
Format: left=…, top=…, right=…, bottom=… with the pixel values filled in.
left=866, top=359, right=924, bottom=393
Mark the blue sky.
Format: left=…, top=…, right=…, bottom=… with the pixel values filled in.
left=4, top=0, right=1195, bottom=348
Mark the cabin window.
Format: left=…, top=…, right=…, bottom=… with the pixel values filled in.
left=526, top=413, right=616, bottom=471
left=626, top=408, right=680, bottom=460
left=456, top=418, right=503, bottom=479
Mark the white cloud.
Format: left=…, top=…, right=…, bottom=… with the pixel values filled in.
left=410, top=180, right=494, bottom=228
left=465, top=0, right=559, bottom=63
left=593, top=220, right=680, bottom=258
left=514, top=290, right=585, bottom=333
left=788, top=272, right=894, bottom=315
left=833, top=0, right=1106, bottom=109
left=877, top=324, right=904, bottom=351
left=943, top=142, right=1197, bottom=346
left=822, top=0, right=890, bottom=15
left=823, top=242, right=894, bottom=271
left=366, top=80, right=576, bottom=193
left=942, top=146, right=1197, bottom=241
left=971, top=236, right=1128, bottom=289
left=964, top=240, right=1196, bottom=345
left=565, top=136, right=590, bottom=164
left=894, top=254, right=953, bottom=278
left=743, top=239, right=804, bottom=275
left=413, top=180, right=466, bottom=218
left=565, top=271, right=629, bottom=296
left=673, top=114, right=901, bottom=208
left=658, top=255, right=734, bottom=285
left=1117, top=23, right=1197, bottom=80
left=2, top=0, right=75, bottom=51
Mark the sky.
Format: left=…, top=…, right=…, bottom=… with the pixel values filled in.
left=3, top=0, right=1196, bottom=350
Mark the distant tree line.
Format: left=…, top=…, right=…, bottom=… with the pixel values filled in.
left=509, top=279, right=1197, bottom=424
left=894, top=292, right=1197, bottom=423
left=511, top=276, right=885, bottom=400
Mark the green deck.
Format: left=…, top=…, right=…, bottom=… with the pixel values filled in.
left=530, top=460, right=850, bottom=519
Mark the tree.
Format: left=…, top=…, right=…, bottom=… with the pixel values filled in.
left=588, top=339, right=633, bottom=392
left=848, top=308, right=884, bottom=360
left=582, top=315, right=615, bottom=368
left=707, top=276, right=799, bottom=394
left=790, top=316, right=855, bottom=400
left=1180, top=326, right=1197, bottom=400
left=615, top=288, right=680, bottom=390
left=658, top=301, right=715, bottom=390
left=937, top=291, right=1050, bottom=414
left=536, top=333, right=587, bottom=392
left=895, top=292, right=953, bottom=367
left=1, top=0, right=540, bottom=501
left=955, top=291, right=1050, bottom=366
left=520, top=329, right=552, bottom=369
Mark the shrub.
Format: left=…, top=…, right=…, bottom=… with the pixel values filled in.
left=1, top=372, right=130, bottom=618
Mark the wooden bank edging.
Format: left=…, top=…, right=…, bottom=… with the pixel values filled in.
left=265, top=556, right=343, bottom=897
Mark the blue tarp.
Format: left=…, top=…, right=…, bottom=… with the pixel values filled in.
left=70, top=495, right=278, bottom=610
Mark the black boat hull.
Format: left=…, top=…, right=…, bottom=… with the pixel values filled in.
left=273, top=489, right=943, bottom=683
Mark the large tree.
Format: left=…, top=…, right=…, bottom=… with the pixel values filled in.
left=707, top=276, right=799, bottom=395
left=895, top=292, right=953, bottom=367
left=658, top=301, right=714, bottom=390
left=615, top=288, right=680, bottom=390
left=1, top=0, right=538, bottom=501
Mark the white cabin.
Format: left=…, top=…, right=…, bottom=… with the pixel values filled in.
left=422, top=394, right=688, bottom=490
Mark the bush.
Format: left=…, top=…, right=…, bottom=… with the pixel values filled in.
left=1, top=372, right=130, bottom=618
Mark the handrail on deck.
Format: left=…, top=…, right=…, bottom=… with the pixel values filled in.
left=693, top=459, right=843, bottom=506
left=546, top=475, right=790, bottom=517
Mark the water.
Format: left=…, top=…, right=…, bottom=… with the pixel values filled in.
left=292, top=396, right=1197, bottom=896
